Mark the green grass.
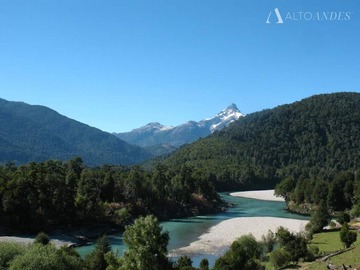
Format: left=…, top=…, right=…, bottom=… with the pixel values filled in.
left=302, top=230, right=360, bottom=269
left=263, top=230, right=360, bottom=270
left=309, top=230, right=347, bottom=254
left=304, top=245, right=360, bottom=270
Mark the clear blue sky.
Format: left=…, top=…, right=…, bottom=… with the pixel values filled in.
left=0, top=0, right=359, bottom=132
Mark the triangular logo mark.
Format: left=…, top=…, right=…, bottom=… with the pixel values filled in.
left=266, top=8, right=284, bottom=24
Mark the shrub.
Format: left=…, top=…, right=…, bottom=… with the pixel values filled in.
left=8, top=244, right=82, bottom=270
left=0, top=242, right=26, bottom=269
left=269, top=248, right=291, bottom=269
left=34, top=232, right=50, bottom=245
left=305, top=245, right=320, bottom=261
left=340, top=222, right=357, bottom=248
left=213, top=234, right=264, bottom=270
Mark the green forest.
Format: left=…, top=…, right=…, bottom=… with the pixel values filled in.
left=161, top=93, right=360, bottom=190
left=275, top=170, right=360, bottom=218
left=0, top=158, right=222, bottom=232
left=1, top=92, right=360, bottom=269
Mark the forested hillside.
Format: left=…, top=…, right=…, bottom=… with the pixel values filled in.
left=161, top=92, right=360, bottom=190
left=0, top=98, right=152, bottom=165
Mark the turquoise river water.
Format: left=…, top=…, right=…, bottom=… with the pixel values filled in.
left=76, top=193, right=309, bottom=267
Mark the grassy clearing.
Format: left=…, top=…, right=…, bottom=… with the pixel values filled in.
left=262, top=230, right=360, bottom=270
left=302, top=245, right=360, bottom=269
left=309, top=230, right=346, bottom=253
left=300, top=229, right=360, bottom=269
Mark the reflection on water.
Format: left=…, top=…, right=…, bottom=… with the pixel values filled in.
left=75, top=192, right=309, bottom=267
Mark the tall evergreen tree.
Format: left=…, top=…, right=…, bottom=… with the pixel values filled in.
left=122, top=215, right=171, bottom=270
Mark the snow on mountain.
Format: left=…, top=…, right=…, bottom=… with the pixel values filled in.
left=114, top=104, right=244, bottom=155
left=202, top=103, right=244, bottom=132
left=131, top=122, right=174, bottom=133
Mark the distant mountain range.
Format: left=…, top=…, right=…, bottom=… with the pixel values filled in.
left=0, top=98, right=152, bottom=166
left=114, top=104, right=244, bottom=155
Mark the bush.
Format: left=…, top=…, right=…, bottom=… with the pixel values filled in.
left=276, top=227, right=309, bottom=263
left=8, top=244, right=82, bottom=270
left=0, top=242, right=26, bottom=269
left=269, top=248, right=291, bottom=269
left=340, top=222, right=357, bottom=248
left=213, top=234, right=264, bottom=270
left=305, top=245, right=320, bottom=261
left=34, top=232, right=50, bottom=245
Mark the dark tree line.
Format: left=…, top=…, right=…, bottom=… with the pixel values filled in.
left=0, top=158, right=222, bottom=232
left=275, top=169, right=360, bottom=217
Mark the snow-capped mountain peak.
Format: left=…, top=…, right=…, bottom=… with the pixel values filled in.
left=114, top=104, right=244, bottom=153
left=217, top=104, right=242, bottom=118
left=204, top=104, right=244, bottom=132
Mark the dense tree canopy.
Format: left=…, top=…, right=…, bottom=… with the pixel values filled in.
left=160, top=93, right=360, bottom=190
left=0, top=158, right=222, bottom=232
left=275, top=169, right=360, bottom=217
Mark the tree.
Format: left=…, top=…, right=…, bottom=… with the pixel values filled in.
left=175, top=255, right=193, bottom=270
left=122, top=215, right=171, bottom=270
left=34, top=232, right=50, bottom=245
left=261, top=230, right=276, bottom=253
left=75, top=169, right=103, bottom=219
left=269, top=248, right=291, bottom=269
left=337, top=211, right=350, bottom=225
left=276, top=227, right=308, bottom=263
left=311, top=179, right=329, bottom=204
left=327, top=173, right=354, bottom=211
left=213, top=234, right=263, bottom=270
left=276, top=227, right=292, bottom=247
left=340, top=222, right=357, bottom=248
left=152, top=164, right=168, bottom=202
left=285, top=234, right=308, bottom=263
left=308, top=201, right=331, bottom=233
left=84, top=235, right=111, bottom=270
left=105, top=250, right=123, bottom=270
left=275, top=178, right=296, bottom=201
left=199, top=258, right=209, bottom=270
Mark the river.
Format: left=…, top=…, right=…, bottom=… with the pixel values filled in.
left=75, top=192, right=309, bottom=267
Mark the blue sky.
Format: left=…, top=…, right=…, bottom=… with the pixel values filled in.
left=0, top=1, right=359, bottom=132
